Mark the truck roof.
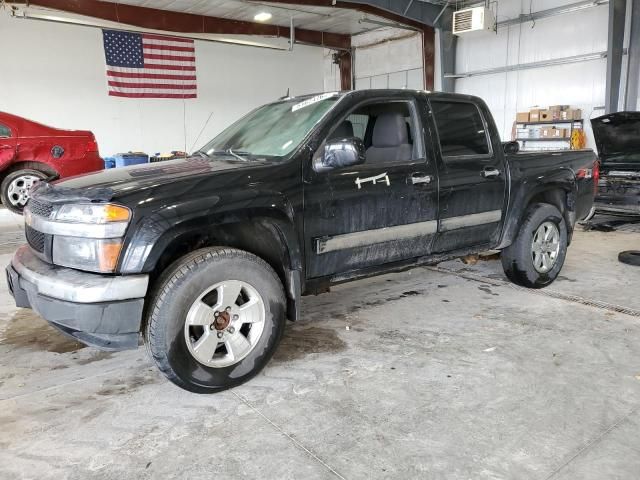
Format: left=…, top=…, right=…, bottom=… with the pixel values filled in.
left=272, top=89, right=482, bottom=105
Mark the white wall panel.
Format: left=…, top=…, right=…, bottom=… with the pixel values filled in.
left=351, top=27, right=424, bottom=92
left=0, top=12, right=324, bottom=156
left=454, top=0, right=609, bottom=149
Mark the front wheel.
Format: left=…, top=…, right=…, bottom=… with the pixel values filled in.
left=1, top=169, right=48, bottom=215
left=501, top=203, right=568, bottom=288
left=144, top=247, right=286, bottom=393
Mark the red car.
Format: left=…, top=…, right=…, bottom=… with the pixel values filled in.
left=0, top=112, right=103, bottom=214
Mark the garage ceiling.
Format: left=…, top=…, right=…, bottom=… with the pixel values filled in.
left=111, top=0, right=396, bottom=34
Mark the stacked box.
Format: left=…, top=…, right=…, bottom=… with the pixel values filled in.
left=530, top=109, right=543, bottom=122
left=113, top=152, right=149, bottom=168
left=561, top=109, right=582, bottom=120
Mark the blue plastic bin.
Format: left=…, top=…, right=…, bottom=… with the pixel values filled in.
left=103, top=157, right=116, bottom=169
left=113, top=152, right=149, bottom=168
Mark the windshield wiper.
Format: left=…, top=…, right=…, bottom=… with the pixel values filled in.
left=192, top=150, right=210, bottom=159
left=226, top=149, right=251, bottom=162
left=204, top=149, right=254, bottom=161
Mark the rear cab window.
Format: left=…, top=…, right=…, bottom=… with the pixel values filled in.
left=0, top=123, right=11, bottom=138
left=429, top=100, right=492, bottom=161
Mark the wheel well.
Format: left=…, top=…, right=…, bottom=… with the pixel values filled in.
left=148, top=220, right=296, bottom=316
left=528, top=189, right=568, bottom=216
left=0, top=161, right=59, bottom=184
left=526, top=187, right=575, bottom=241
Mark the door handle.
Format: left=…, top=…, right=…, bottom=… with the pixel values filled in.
left=0, top=145, right=12, bottom=150
left=410, top=172, right=433, bottom=185
left=481, top=167, right=501, bottom=178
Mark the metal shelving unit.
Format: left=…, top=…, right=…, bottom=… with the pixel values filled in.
left=515, top=119, right=583, bottom=151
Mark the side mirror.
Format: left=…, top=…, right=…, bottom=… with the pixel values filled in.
left=313, top=137, right=366, bottom=173
left=503, top=141, right=520, bottom=154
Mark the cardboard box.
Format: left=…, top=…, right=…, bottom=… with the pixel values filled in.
left=516, top=112, right=530, bottom=122
left=561, top=108, right=582, bottom=120
left=549, top=105, right=570, bottom=112
left=539, top=110, right=552, bottom=122
left=529, top=109, right=543, bottom=122
left=541, top=127, right=565, bottom=138
left=550, top=109, right=564, bottom=121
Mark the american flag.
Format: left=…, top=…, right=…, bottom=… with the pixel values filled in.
left=102, top=29, right=197, bottom=99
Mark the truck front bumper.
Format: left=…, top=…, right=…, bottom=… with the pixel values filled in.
left=6, top=245, right=149, bottom=351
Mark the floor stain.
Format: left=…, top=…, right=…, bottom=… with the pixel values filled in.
left=75, top=351, right=114, bottom=365
left=1, top=309, right=85, bottom=353
left=478, top=285, right=500, bottom=297
left=273, top=326, right=347, bottom=362
left=557, top=275, right=578, bottom=283
left=95, top=373, right=160, bottom=396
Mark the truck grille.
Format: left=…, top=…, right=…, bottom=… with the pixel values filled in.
left=27, top=199, right=54, bottom=218
left=26, top=225, right=45, bottom=253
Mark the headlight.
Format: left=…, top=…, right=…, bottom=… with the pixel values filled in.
left=56, top=203, right=130, bottom=224
left=44, top=203, right=131, bottom=273
left=53, top=236, right=123, bottom=273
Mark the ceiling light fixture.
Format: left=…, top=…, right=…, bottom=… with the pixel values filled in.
left=254, top=12, right=273, bottom=22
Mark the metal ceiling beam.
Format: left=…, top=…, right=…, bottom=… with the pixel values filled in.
left=18, top=0, right=351, bottom=50
left=496, top=0, right=609, bottom=28
left=605, top=0, right=626, bottom=113
left=260, top=0, right=444, bottom=90
left=625, top=0, right=640, bottom=110
left=260, top=0, right=451, bottom=28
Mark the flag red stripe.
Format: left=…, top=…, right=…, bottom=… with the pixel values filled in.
left=109, top=91, right=197, bottom=98
left=142, top=44, right=195, bottom=53
left=107, top=70, right=197, bottom=80
left=143, top=53, right=196, bottom=62
left=142, top=64, right=196, bottom=71
left=142, top=33, right=194, bottom=44
left=108, top=80, right=196, bottom=89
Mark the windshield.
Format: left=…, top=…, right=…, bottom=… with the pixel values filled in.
left=198, top=93, right=341, bottom=161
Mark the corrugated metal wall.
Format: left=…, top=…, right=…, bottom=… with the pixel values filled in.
left=454, top=0, right=609, bottom=149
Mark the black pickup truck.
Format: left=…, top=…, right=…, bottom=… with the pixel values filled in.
left=6, top=90, right=597, bottom=393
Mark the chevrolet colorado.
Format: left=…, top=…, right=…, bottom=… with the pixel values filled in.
left=6, top=90, right=598, bottom=393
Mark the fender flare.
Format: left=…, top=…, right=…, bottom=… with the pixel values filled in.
left=498, top=168, right=578, bottom=249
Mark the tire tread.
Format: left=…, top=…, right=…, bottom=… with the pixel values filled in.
left=143, top=247, right=284, bottom=392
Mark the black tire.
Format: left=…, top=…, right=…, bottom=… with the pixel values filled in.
left=144, top=247, right=286, bottom=393
left=501, top=203, right=568, bottom=288
left=618, top=251, right=640, bottom=267
left=1, top=169, right=47, bottom=215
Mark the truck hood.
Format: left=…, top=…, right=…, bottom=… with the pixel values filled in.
left=591, top=112, right=640, bottom=173
left=32, top=155, right=261, bottom=203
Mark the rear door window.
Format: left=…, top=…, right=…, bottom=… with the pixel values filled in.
left=430, top=100, right=491, bottom=159
left=0, top=124, right=11, bottom=138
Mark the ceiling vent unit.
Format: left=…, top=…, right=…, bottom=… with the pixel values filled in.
left=453, top=7, right=495, bottom=35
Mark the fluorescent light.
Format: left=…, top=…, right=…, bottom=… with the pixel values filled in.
left=254, top=12, right=273, bottom=22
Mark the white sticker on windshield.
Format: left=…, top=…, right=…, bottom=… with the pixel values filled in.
left=291, top=92, right=339, bottom=112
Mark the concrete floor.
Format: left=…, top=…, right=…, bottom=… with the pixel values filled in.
left=1, top=210, right=640, bottom=479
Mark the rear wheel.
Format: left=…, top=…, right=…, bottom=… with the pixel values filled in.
left=501, top=203, right=568, bottom=288
left=1, top=169, right=47, bottom=215
left=144, top=247, right=286, bottom=393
